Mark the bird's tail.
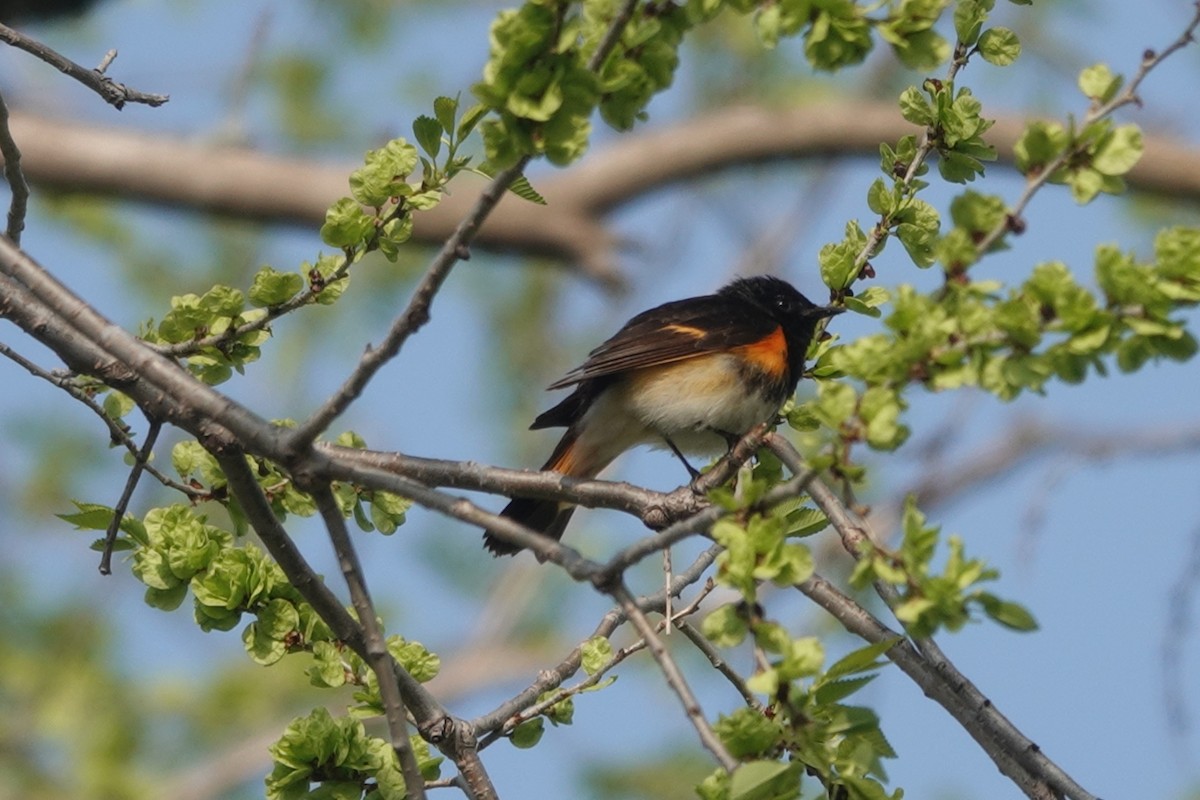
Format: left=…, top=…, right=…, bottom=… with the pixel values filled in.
left=484, top=428, right=606, bottom=556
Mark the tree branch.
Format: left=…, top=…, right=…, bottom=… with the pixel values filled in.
left=4, top=101, right=1197, bottom=289
left=608, top=581, right=737, bottom=772
left=0, top=25, right=168, bottom=109
left=0, top=340, right=201, bottom=498
left=311, top=484, right=429, bottom=800
left=797, top=572, right=1063, bottom=800
left=0, top=88, right=28, bottom=244
left=286, top=156, right=532, bottom=448
left=765, top=434, right=1100, bottom=800
left=472, top=544, right=721, bottom=739
left=99, top=416, right=160, bottom=575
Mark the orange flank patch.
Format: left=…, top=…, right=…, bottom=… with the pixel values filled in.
left=733, top=326, right=787, bottom=377
left=663, top=323, right=707, bottom=338
left=546, top=436, right=582, bottom=475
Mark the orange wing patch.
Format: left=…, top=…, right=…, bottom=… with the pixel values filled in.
left=732, top=326, right=788, bottom=379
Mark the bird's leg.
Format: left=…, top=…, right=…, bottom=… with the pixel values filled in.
left=662, top=435, right=701, bottom=481
left=714, top=428, right=741, bottom=452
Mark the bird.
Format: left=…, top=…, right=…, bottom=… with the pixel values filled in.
left=484, top=274, right=842, bottom=556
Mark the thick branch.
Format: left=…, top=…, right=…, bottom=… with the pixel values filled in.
left=4, top=103, right=1197, bottom=287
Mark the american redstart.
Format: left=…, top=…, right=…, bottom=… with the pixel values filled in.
left=484, top=275, right=842, bottom=556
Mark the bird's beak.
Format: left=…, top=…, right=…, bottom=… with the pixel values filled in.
left=819, top=305, right=845, bottom=319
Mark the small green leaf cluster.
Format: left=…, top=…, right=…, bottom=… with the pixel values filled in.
left=1008, top=63, right=1144, bottom=204
left=338, top=636, right=441, bottom=715
left=955, top=0, right=1021, bottom=67
left=140, top=285, right=271, bottom=384
left=798, top=370, right=911, bottom=457
left=816, top=2, right=1018, bottom=309
left=509, top=688, right=576, bottom=749
left=878, top=0, right=953, bottom=70
left=1015, top=118, right=1142, bottom=205
left=325, top=94, right=486, bottom=261
left=503, top=635, right=615, bottom=750
left=695, top=638, right=900, bottom=800
left=473, top=2, right=600, bottom=167
left=171, top=435, right=411, bottom=535
left=265, top=707, right=442, bottom=800
left=732, top=0, right=954, bottom=72
left=828, top=227, right=1200, bottom=409
left=850, top=497, right=1037, bottom=637
left=710, top=512, right=816, bottom=599
left=593, top=1, right=693, bottom=130
left=60, top=501, right=337, bottom=659
left=897, top=81, right=997, bottom=184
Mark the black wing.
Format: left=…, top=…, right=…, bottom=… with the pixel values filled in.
left=546, top=294, right=778, bottom=390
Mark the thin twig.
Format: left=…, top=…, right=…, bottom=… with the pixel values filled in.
left=586, top=0, right=639, bottom=72
left=472, top=544, right=722, bottom=738
left=0, top=88, right=29, bottom=244
left=312, top=485, right=428, bottom=800
left=675, top=617, right=765, bottom=713
left=95, top=49, right=117, bottom=74
left=288, top=0, right=645, bottom=448
left=841, top=23, right=975, bottom=284
left=973, top=2, right=1200, bottom=255
left=609, top=581, right=737, bottom=772
left=0, top=25, right=168, bottom=109
left=0, top=340, right=201, bottom=497
left=286, top=155, right=531, bottom=448
left=100, top=418, right=161, bottom=575
left=482, top=573, right=718, bottom=748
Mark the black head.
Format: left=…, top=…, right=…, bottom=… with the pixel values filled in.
left=719, top=275, right=842, bottom=327
left=720, top=275, right=843, bottom=383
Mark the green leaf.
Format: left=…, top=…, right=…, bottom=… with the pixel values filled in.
left=388, top=636, right=440, bottom=683
left=320, top=197, right=373, bottom=249
left=819, top=220, right=868, bottom=290
left=1092, top=124, right=1143, bottom=176
left=866, top=178, right=893, bottom=215
left=507, top=174, right=547, bottom=205
left=714, top=708, right=784, bottom=759
left=1078, top=63, right=1123, bottom=103
left=412, top=115, right=443, bottom=159
left=102, top=390, right=135, bottom=420
left=249, top=266, right=305, bottom=307
left=728, top=760, right=803, bottom=800
left=348, top=139, right=419, bottom=207
left=977, top=592, right=1040, bottom=631
left=953, top=0, right=991, bottom=46
left=59, top=501, right=119, bottom=532
left=510, top=718, right=544, bottom=749
left=976, top=27, right=1020, bottom=65
left=824, top=637, right=901, bottom=679
left=456, top=103, right=489, bottom=141
left=307, top=640, right=348, bottom=688
left=701, top=603, right=749, bottom=648
left=898, top=86, right=934, bottom=126
left=433, top=95, right=458, bottom=134
left=581, top=635, right=613, bottom=676
left=1013, top=121, right=1068, bottom=174
left=813, top=675, right=877, bottom=705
